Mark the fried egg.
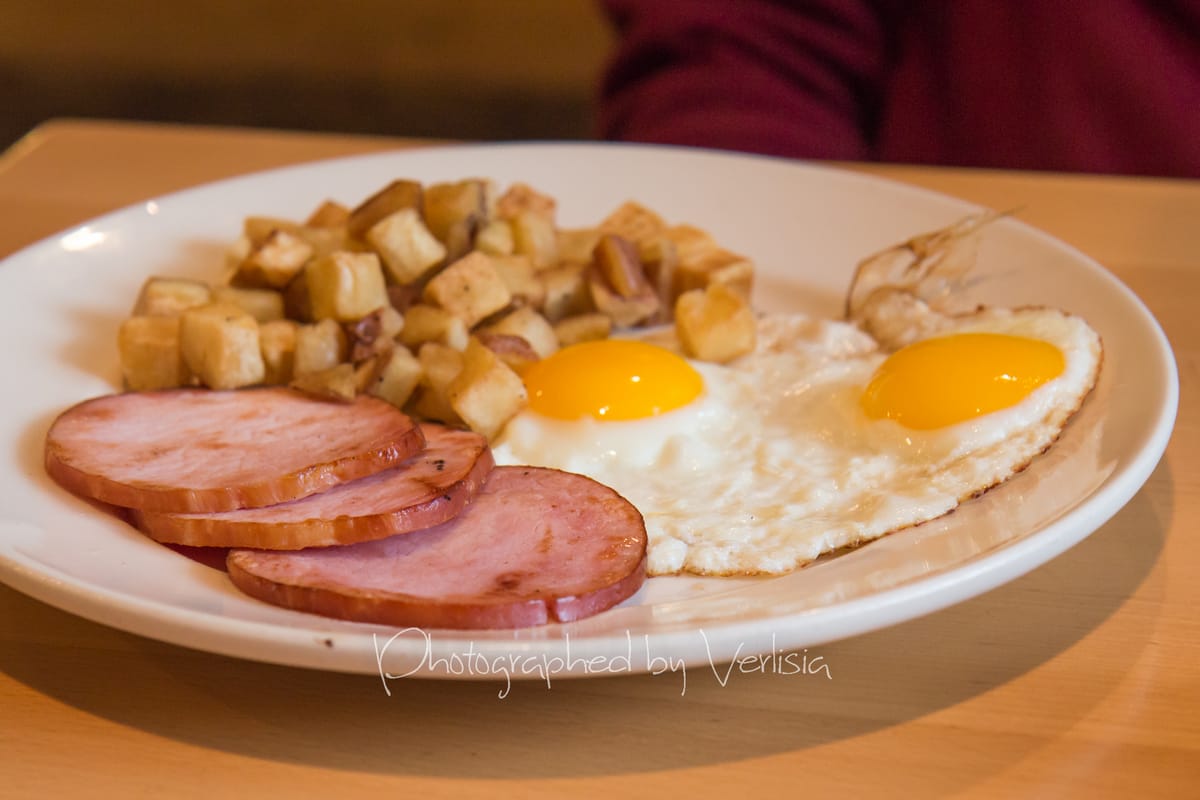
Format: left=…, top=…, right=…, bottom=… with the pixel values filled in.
left=491, top=308, right=1101, bottom=576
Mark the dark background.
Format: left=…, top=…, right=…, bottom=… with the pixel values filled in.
left=1, top=1, right=614, bottom=150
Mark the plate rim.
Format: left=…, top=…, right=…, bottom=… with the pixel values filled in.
left=0, top=141, right=1180, bottom=678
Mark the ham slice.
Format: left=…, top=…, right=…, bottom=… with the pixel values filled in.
left=44, top=388, right=424, bottom=513
left=227, top=466, right=648, bottom=629
left=131, top=424, right=494, bottom=549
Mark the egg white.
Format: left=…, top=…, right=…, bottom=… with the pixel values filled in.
left=492, top=308, right=1101, bottom=576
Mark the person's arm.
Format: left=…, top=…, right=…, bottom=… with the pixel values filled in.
left=598, top=0, right=897, bottom=160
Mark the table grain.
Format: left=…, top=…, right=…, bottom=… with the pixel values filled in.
left=1, top=120, right=1196, bottom=799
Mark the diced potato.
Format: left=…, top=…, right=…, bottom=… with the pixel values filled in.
left=297, top=225, right=358, bottom=261
left=592, top=234, right=648, bottom=298
left=664, top=224, right=754, bottom=301
left=233, top=229, right=312, bottom=289
left=448, top=337, right=528, bottom=439
left=557, top=227, right=602, bottom=265
left=306, top=251, right=389, bottom=322
left=552, top=312, right=612, bottom=347
left=305, top=200, right=350, bottom=229
left=589, top=275, right=660, bottom=328
left=132, top=277, right=212, bottom=317
left=400, top=304, right=469, bottom=351
left=347, top=179, right=423, bottom=240
left=496, top=182, right=556, bottom=221
left=224, top=236, right=252, bottom=274
left=368, top=345, right=422, bottom=409
left=674, top=283, right=757, bottom=363
left=211, top=285, right=285, bottom=323
left=598, top=201, right=667, bottom=247
left=510, top=209, right=559, bottom=269
left=638, top=235, right=680, bottom=318
left=117, top=315, right=190, bottom=391
left=588, top=232, right=660, bottom=326
left=480, top=306, right=558, bottom=359
left=347, top=306, right=404, bottom=361
left=282, top=271, right=313, bottom=322
left=366, top=207, right=447, bottom=284
left=418, top=342, right=465, bottom=393
left=179, top=303, right=265, bottom=390
left=423, top=179, right=490, bottom=260
left=474, top=219, right=515, bottom=256
left=258, top=319, right=299, bottom=385
left=293, top=318, right=348, bottom=376
left=539, top=262, right=593, bottom=322
left=411, top=342, right=466, bottom=424
left=422, top=251, right=511, bottom=328
left=289, top=363, right=358, bottom=403
left=490, top=254, right=545, bottom=307
left=475, top=332, right=540, bottom=373
left=243, top=216, right=302, bottom=248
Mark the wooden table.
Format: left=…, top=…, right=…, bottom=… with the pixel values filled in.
left=2, top=120, right=1196, bottom=798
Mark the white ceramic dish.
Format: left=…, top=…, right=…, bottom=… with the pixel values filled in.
left=0, top=143, right=1177, bottom=681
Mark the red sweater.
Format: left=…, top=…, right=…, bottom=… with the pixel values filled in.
left=598, top=1, right=1200, bottom=177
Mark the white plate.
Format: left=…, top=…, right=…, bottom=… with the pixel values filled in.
left=0, top=143, right=1177, bottom=682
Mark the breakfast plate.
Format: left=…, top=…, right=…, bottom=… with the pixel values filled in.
left=0, top=143, right=1178, bottom=681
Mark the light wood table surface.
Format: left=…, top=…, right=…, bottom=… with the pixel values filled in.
left=1, top=119, right=1196, bottom=799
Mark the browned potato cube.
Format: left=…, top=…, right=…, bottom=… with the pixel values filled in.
left=289, top=363, right=358, bottom=403
left=132, top=276, right=212, bottom=317
left=422, top=251, right=511, bottom=328
left=539, top=262, right=594, bottom=322
left=366, top=207, right=447, bottom=284
left=306, top=251, right=389, bottom=322
left=674, top=283, right=757, bottom=363
left=664, top=224, right=754, bottom=301
left=588, top=236, right=660, bottom=328
left=282, top=270, right=313, bottom=323
left=400, top=304, right=469, bottom=351
left=117, top=315, right=190, bottom=390
left=243, top=216, right=302, bottom=248
left=258, top=319, right=299, bottom=385
left=496, top=182, right=556, bottom=221
left=490, top=254, right=546, bottom=307
left=234, top=229, right=313, bottom=289
left=347, top=305, right=405, bottom=361
left=480, top=306, right=558, bottom=359
left=474, top=219, right=515, bottom=256
left=418, top=342, right=464, bottom=391
left=639, top=235, right=680, bottom=315
left=598, top=201, right=667, bottom=247
left=305, top=200, right=350, bottom=229
left=552, top=312, right=612, bottom=347
left=211, top=286, right=285, bottom=323
left=510, top=210, right=559, bottom=269
left=423, top=179, right=490, bottom=260
left=592, top=234, right=649, bottom=298
left=368, top=345, right=422, bottom=409
left=224, top=236, right=253, bottom=276
left=347, top=179, right=423, bottom=240
left=411, top=342, right=466, bottom=424
left=589, top=275, right=660, bottom=328
left=293, top=318, right=348, bottom=376
left=557, top=227, right=602, bottom=265
left=297, top=225, right=358, bottom=261
left=448, top=337, right=528, bottom=439
left=179, top=303, right=265, bottom=389
left=475, top=332, right=541, bottom=373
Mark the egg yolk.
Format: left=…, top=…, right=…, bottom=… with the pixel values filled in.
left=861, top=333, right=1065, bottom=430
left=522, top=339, right=703, bottom=421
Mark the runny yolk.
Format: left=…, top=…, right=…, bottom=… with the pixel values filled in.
left=522, top=339, right=703, bottom=421
left=860, top=333, right=1065, bottom=430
